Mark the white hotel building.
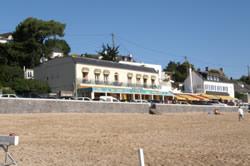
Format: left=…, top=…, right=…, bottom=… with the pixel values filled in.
left=34, top=56, right=173, bottom=101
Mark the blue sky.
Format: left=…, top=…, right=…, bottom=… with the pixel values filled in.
left=1, top=0, right=250, bottom=78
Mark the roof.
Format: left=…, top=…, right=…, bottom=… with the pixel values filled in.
left=71, top=56, right=157, bottom=73
left=233, top=81, right=250, bottom=93
left=196, top=70, right=232, bottom=83
left=52, top=47, right=63, bottom=53
left=0, top=32, right=12, bottom=38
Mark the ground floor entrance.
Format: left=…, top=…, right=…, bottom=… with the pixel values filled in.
left=78, top=86, right=173, bottom=103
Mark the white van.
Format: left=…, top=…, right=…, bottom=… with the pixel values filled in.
left=1, top=94, right=17, bottom=98
left=99, top=96, right=119, bottom=102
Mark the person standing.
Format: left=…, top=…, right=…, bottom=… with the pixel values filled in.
left=238, top=106, right=244, bottom=121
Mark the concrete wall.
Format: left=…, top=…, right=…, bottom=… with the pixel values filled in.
left=0, top=98, right=237, bottom=114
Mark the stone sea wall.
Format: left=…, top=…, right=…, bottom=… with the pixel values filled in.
left=0, top=98, right=237, bottom=114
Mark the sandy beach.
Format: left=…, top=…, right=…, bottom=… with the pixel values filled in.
left=0, top=112, right=249, bottom=166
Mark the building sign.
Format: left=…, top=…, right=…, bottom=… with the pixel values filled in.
left=79, top=87, right=173, bottom=96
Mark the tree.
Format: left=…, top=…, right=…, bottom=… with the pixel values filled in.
left=239, top=75, right=250, bottom=85
left=45, top=39, right=71, bottom=56
left=0, top=44, right=8, bottom=64
left=0, top=65, right=23, bottom=87
left=164, top=61, right=194, bottom=83
left=0, top=65, right=50, bottom=95
left=98, top=44, right=119, bottom=62
left=13, top=17, right=65, bottom=43
left=6, top=17, right=70, bottom=68
left=12, top=79, right=50, bottom=95
left=164, top=61, right=178, bottom=72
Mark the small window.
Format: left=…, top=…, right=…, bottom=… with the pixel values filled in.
left=128, top=77, right=132, bottom=85
left=114, top=73, right=119, bottom=82
left=95, top=74, right=100, bottom=81
left=82, top=72, right=88, bottom=80
left=104, top=75, right=109, bottom=83
left=136, top=78, right=140, bottom=84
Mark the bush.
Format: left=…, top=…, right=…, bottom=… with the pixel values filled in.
left=12, top=78, right=50, bottom=94
left=2, top=87, right=15, bottom=94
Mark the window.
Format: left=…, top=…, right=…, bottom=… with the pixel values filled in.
left=223, top=87, right=228, bottom=92
left=151, top=79, right=155, bottom=87
left=82, top=72, right=88, bottom=80
left=128, top=77, right=132, bottom=85
left=136, top=78, right=141, bottom=85
left=217, top=86, right=222, bottom=92
left=143, top=78, right=147, bottom=87
left=114, top=73, right=119, bottom=82
left=95, top=74, right=100, bottom=82
left=104, top=75, right=109, bottom=83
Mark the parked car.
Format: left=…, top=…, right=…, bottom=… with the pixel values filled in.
left=148, top=100, right=161, bottom=104
left=191, top=101, right=211, bottom=105
left=59, top=96, right=74, bottom=100
left=74, top=97, right=92, bottom=101
left=99, top=96, right=119, bottom=102
left=1, top=94, right=17, bottom=98
left=239, top=103, right=249, bottom=110
left=227, top=101, right=236, bottom=106
left=132, top=99, right=148, bottom=103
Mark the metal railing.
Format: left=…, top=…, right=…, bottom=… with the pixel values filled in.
left=81, top=79, right=160, bottom=89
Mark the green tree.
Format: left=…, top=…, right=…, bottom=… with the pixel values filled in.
left=98, top=44, right=119, bottom=62
left=45, top=39, right=71, bottom=56
left=12, top=79, right=50, bottom=94
left=239, top=75, right=250, bottom=85
left=164, top=61, right=178, bottom=72
left=0, top=44, right=9, bottom=64
left=164, top=61, right=194, bottom=83
left=13, top=17, right=65, bottom=43
left=0, top=65, right=23, bottom=87
left=0, top=65, right=50, bottom=95
left=6, top=17, right=70, bottom=68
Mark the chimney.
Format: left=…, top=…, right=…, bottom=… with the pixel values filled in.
left=205, top=67, right=209, bottom=71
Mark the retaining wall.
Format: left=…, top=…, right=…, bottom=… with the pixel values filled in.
left=0, top=98, right=237, bottom=114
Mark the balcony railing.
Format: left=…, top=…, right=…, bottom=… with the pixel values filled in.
left=81, top=79, right=159, bottom=89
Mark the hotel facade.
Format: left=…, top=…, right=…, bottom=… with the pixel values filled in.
left=34, top=56, right=173, bottom=101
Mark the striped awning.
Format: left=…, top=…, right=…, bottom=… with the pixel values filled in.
left=191, top=95, right=209, bottom=101
left=127, top=73, right=133, bottom=78
left=151, top=75, right=156, bottom=80
left=175, top=95, right=187, bottom=101
left=136, top=74, right=142, bottom=79
left=103, top=70, right=110, bottom=75
left=218, top=95, right=233, bottom=101
left=179, top=94, right=200, bottom=101
left=81, top=67, right=89, bottom=73
left=94, top=69, right=101, bottom=74
left=200, top=93, right=220, bottom=100
left=143, top=75, right=149, bottom=79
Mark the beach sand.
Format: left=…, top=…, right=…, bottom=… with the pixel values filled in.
left=0, top=112, right=249, bottom=166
